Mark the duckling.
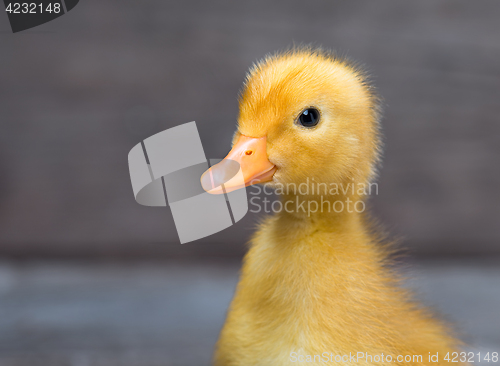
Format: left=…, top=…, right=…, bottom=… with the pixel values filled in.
left=202, top=48, right=463, bottom=366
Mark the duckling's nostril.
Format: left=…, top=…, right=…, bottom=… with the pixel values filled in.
left=245, top=150, right=253, bottom=156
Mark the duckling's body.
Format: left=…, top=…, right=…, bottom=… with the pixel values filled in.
left=207, top=49, right=462, bottom=366
left=215, top=210, right=459, bottom=365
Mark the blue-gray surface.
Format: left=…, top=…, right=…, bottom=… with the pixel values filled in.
left=0, top=259, right=498, bottom=366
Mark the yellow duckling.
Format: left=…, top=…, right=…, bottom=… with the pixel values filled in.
left=202, top=48, right=462, bottom=366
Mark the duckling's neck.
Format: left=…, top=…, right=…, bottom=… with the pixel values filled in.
left=235, top=190, right=384, bottom=342
left=275, top=191, right=366, bottom=233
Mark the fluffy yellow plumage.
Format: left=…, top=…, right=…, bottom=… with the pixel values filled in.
left=213, top=48, right=462, bottom=366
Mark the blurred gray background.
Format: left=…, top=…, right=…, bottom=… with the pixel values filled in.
left=0, top=1, right=499, bottom=365
left=0, top=0, right=499, bottom=258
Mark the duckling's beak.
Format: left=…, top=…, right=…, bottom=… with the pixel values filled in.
left=201, top=135, right=276, bottom=194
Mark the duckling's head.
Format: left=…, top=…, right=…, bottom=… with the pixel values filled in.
left=202, top=48, right=381, bottom=196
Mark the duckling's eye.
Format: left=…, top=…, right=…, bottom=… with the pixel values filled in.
left=298, top=108, right=320, bottom=128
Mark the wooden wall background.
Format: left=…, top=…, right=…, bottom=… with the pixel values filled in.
left=0, top=0, right=499, bottom=259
